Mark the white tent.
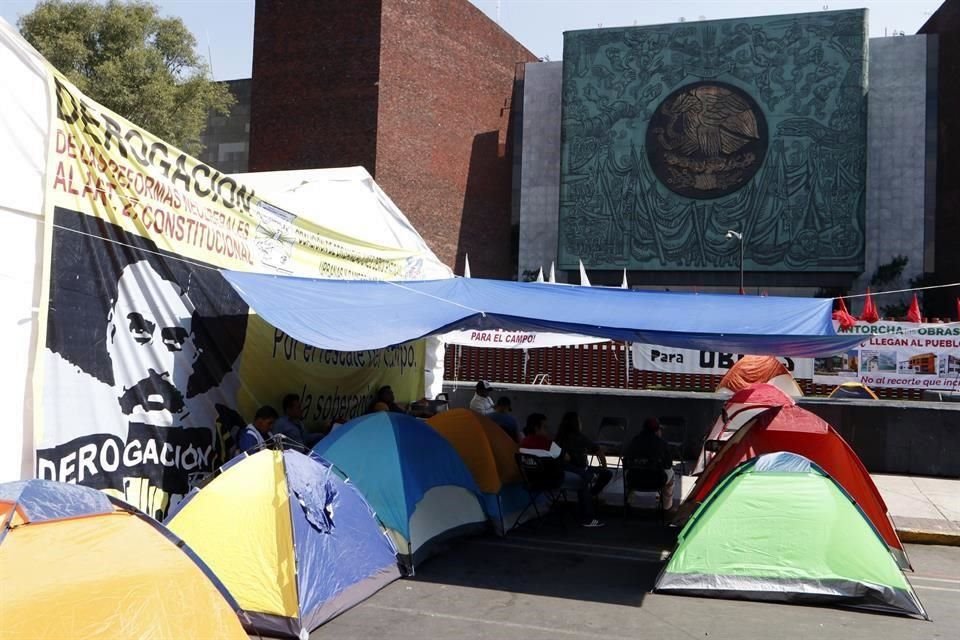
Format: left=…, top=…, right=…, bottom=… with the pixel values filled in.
left=0, top=18, right=52, bottom=482
left=230, top=169, right=452, bottom=398
left=230, top=168, right=451, bottom=281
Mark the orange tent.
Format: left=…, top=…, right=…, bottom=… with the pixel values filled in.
left=427, top=409, right=528, bottom=534
left=0, top=480, right=247, bottom=639
left=693, top=383, right=795, bottom=475
left=681, top=405, right=909, bottom=569
left=427, top=409, right=520, bottom=493
left=717, top=355, right=803, bottom=397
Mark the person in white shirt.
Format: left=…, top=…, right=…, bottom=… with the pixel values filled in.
left=469, top=380, right=495, bottom=414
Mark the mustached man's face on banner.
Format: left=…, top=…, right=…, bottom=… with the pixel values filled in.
left=106, top=261, right=199, bottom=426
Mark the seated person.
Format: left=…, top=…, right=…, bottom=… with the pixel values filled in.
left=469, top=380, right=495, bottom=414
left=519, top=412, right=553, bottom=451
left=368, top=385, right=406, bottom=414
left=237, top=406, right=278, bottom=453
left=272, top=394, right=323, bottom=448
left=487, top=396, right=520, bottom=442
left=555, top=411, right=613, bottom=498
left=623, top=417, right=676, bottom=510
left=520, top=413, right=604, bottom=528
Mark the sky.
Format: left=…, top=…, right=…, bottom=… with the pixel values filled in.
left=0, top=0, right=945, bottom=81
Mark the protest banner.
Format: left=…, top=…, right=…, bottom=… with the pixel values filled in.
left=443, top=329, right=607, bottom=349
left=813, top=322, right=960, bottom=391
left=631, top=344, right=814, bottom=379
left=30, top=66, right=431, bottom=518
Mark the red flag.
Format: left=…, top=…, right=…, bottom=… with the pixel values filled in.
left=832, top=297, right=857, bottom=330
left=859, top=288, right=880, bottom=323
left=906, top=293, right=922, bottom=323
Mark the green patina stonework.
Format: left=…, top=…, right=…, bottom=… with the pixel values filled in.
left=558, top=10, right=868, bottom=272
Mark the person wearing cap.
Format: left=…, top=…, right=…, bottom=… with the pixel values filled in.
left=469, top=380, right=495, bottom=414
left=487, top=396, right=520, bottom=442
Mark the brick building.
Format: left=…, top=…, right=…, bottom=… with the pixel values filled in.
left=248, top=0, right=536, bottom=278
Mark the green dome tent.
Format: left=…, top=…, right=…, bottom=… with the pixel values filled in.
left=655, top=452, right=927, bottom=619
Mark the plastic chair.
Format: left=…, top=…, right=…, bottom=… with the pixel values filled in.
left=514, top=452, right=568, bottom=530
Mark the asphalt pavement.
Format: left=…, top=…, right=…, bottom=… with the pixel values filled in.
left=317, top=519, right=960, bottom=640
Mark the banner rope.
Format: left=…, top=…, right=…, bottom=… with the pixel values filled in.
left=836, top=281, right=960, bottom=299
left=52, top=223, right=221, bottom=272
left=54, top=222, right=488, bottom=315
left=48, top=222, right=960, bottom=318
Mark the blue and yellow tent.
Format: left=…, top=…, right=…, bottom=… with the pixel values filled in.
left=166, top=449, right=399, bottom=638
left=1, top=480, right=247, bottom=639
left=314, top=412, right=486, bottom=571
left=427, top=409, right=540, bottom=535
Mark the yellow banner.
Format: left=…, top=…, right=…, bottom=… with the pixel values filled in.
left=35, top=68, right=425, bottom=519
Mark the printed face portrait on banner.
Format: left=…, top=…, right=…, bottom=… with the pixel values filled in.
left=107, top=261, right=199, bottom=426
left=30, top=68, right=428, bottom=519
left=38, top=208, right=250, bottom=518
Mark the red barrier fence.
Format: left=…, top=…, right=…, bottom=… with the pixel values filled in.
left=443, top=343, right=924, bottom=400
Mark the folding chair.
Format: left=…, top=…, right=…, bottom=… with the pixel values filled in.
left=658, top=415, right=687, bottom=475
left=622, top=457, right=668, bottom=524
left=596, top=416, right=628, bottom=474
left=513, top=452, right=568, bottom=531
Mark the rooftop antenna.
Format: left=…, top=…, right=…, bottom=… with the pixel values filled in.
left=496, top=0, right=501, bottom=25
left=205, top=28, right=215, bottom=78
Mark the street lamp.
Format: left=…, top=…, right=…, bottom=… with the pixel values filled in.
left=726, top=230, right=744, bottom=294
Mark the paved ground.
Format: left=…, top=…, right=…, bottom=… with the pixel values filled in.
left=874, top=474, right=960, bottom=544
left=595, top=462, right=960, bottom=544
left=318, top=517, right=960, bottom=640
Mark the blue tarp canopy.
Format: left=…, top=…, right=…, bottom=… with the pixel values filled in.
left=222, top=273, right=864, bottom=357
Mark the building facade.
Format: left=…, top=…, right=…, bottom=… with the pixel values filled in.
left=196, top=2, right=957, bottom=316
left=517, top=11, right=942, bottom=315
left=248, top=0, right=535, bottom=278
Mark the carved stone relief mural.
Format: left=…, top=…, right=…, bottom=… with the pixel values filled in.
left=558, top=10, right=867, bottom=272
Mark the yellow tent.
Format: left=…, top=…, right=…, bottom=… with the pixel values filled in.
left=0, top=480, right=247, bottom=640
left=829, top=381, right=879, bottom=400
left=165, top=449, right=400, bottom=637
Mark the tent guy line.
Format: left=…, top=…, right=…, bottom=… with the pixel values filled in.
left=50, top=216, right=960, bottom=311
left=52, top=223, right=221, bottom=272
left=839, top=281, right=960, bottom=299
left=382, top=278, right=487, bottom=316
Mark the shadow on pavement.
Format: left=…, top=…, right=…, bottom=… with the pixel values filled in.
left=409, top=504, right=678, bottom=608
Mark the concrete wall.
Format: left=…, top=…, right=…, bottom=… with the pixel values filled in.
left=443, top=382, right=960, bottom=477
left=854, top=35, right=932, bottom=306
left=517, top=61, right=564, bottom=281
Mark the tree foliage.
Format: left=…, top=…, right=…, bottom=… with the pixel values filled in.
left=19, top=0, right=233, bottom=155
